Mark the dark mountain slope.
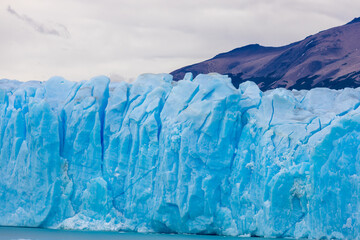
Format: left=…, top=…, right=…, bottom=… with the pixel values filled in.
left=171, top=18, right=360, bottom=90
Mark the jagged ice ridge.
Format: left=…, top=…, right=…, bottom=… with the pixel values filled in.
left=0, top=73, right=359, bottom=239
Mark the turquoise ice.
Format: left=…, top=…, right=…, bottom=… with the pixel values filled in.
left=0, top=73, right=359, bottom=239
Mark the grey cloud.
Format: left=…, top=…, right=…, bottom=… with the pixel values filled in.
left=7, top=5, right=70, bottom=38
left=1, top=0, right=359, bottom=82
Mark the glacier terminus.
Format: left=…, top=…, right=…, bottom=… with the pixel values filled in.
left=0, top=73, right=359, bottom=239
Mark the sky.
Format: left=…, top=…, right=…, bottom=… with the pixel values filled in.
left=0, top=0, right=360, bottom=82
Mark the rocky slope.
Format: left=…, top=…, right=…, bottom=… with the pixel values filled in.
left=171, top=18, right=360, bottom=90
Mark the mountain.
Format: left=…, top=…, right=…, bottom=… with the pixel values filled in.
left=171, top=18, right=360, bottom=90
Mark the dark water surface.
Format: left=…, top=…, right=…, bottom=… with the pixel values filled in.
left=0, top=227, right=275, bottom=240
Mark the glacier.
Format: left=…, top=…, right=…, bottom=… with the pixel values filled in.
left=0, top=73, right=360, bottom=239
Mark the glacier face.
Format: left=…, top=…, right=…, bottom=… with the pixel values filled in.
left=0, top=73, right=360, bottom=239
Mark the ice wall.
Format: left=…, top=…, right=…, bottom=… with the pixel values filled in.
left=0, top=73, right=360, bottom=239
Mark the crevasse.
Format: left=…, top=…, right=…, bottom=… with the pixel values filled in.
left=0, top=73, right=359, bottom=239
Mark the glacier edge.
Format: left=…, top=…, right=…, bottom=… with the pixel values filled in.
left=0, top=73, right=359, bottom=239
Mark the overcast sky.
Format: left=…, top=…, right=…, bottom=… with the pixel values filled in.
left=1, top=0, right=359, bottom=82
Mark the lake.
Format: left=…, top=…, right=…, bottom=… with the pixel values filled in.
left=0, top=227, right=275, bottom=240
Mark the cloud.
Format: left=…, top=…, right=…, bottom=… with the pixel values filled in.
left=7, top=5, right=70, bottom=39
left=1, top=0, right=359, bottom=82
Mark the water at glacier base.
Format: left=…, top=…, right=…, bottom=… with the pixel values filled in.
left=0, top=227, right=276, bottom=240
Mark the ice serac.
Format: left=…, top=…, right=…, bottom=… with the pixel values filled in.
left=0, top=74, right=360, bottom=239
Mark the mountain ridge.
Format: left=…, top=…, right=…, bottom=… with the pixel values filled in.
left=171, top=18, right=360, bottom=91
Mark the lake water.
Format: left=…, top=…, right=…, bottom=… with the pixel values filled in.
left=0, top=227, right=275, bottom=240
